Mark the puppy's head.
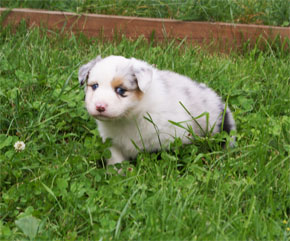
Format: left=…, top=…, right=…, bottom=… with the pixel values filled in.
left=78, top=55, right=153, bottom=120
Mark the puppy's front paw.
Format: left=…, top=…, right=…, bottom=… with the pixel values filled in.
left=107, top=146, right=125, bottom=166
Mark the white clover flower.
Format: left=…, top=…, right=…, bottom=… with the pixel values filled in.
left=14, top=141, right=26, bottom=152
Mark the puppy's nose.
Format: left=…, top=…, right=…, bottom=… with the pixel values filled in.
left=96, top=104, right=106, bottom=112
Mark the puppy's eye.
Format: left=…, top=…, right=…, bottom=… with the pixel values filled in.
left=91, top=84, right=99, bottom=90
left=115, top=87, right=127, bottom=97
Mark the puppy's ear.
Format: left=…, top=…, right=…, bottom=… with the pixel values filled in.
left=78, top=55, right=102, bottom=86
left=131, top=59, right=153, bottom=93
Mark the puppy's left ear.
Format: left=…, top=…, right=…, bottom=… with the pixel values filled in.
left=131, top=59, right=153, bottom=93
left=78, top=55, right=102, bottom=86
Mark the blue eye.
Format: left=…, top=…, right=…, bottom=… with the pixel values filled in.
left=91, top=84, right=99, bottom=90
left=115, top=87, right=127, bottom=97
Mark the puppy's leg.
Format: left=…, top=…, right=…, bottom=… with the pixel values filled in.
left=107, top=146, right=125, bottom=166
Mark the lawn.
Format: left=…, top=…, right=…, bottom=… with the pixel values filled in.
left=1, top=0, right=290, bottom=26
left=0, top=23, right=290, bottom=240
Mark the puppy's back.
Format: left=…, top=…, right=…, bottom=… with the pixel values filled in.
left=155, top=69, right=235, bottom=137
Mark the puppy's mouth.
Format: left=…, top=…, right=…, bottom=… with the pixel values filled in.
left=87, top=107, right=129, bottom=121
left=92, top=113, right=119, bottom=121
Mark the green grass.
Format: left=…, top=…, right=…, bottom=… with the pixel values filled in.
left=1, top=0, right=290, bottom=26
left=0, top=23, right=290, bottom=240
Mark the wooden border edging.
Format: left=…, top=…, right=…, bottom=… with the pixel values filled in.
left=1, top=8, right=289, bottom=51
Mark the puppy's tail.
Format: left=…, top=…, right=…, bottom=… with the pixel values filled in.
left=219, top=107, right=236, bottom=147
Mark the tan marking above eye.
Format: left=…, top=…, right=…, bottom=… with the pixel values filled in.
left=111, top=77, right=143, bottom=100
left=111, top=77, right=124, bottom=89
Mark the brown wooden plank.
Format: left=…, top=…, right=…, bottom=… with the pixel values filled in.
left=1, top=8, right=289, bottom=51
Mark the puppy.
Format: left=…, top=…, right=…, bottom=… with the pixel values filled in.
left=78, top=55, right=236, bottom=165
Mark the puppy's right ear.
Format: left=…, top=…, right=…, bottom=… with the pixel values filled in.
left=78, top=56, right=102, bottom=86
